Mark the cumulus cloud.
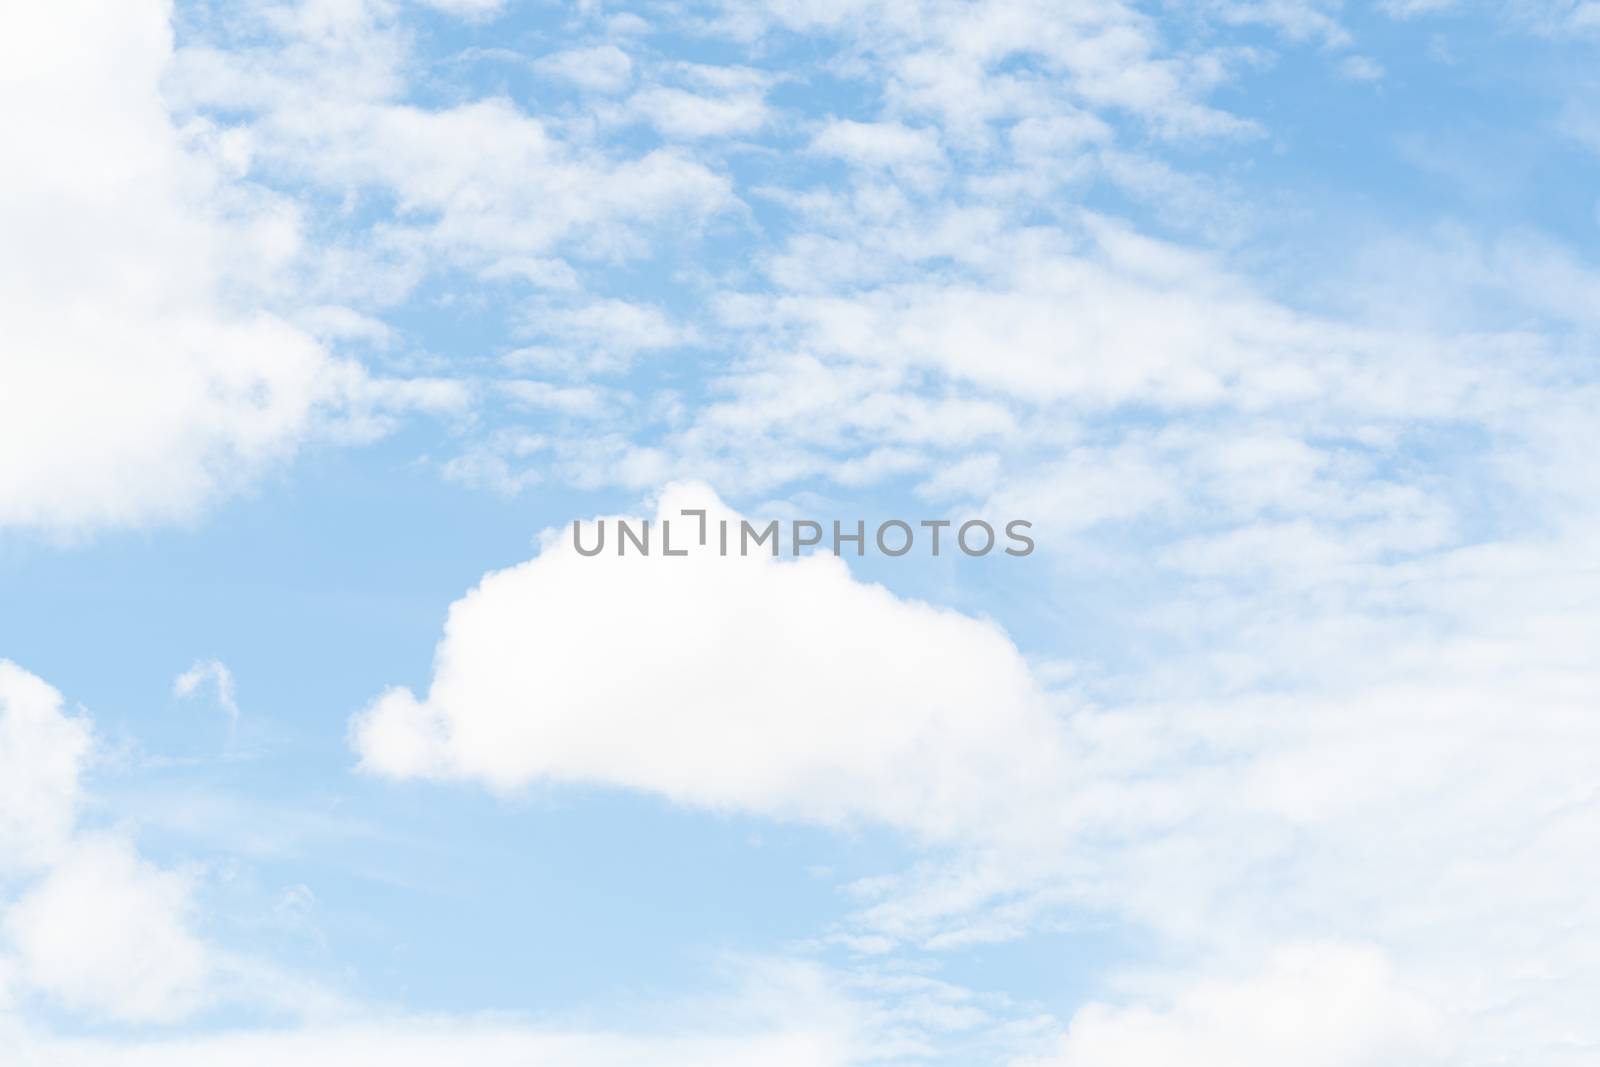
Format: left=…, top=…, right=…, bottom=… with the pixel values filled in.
left=0, top=661, right=211, bottom=1023
left=0, top=1, right=362, bottom=533
left=4, top=835, right=208, bottom=1024
left=0, top=663, right=91, bottom=871
left=351, top=482, right=1069, bottom=845
left=0, top=1, right=474, bottom=535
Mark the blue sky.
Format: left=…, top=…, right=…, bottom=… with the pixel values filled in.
left=2, top=0, right=1599, bottom=1063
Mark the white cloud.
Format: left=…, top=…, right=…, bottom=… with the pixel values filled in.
left=498, top=381, right=614, bottom=417
left=627, top=66, right=773, bottom=140
left=169, top=11, right=735, bottom=286
left=416, top=0, right=508, bottom=18
left=1376, top=0, right=1458, bottom=15
left=174, top=659, right=240, bottom=727
left=300, top=99, right=730, bottom=271
left=0, top=663, right=92, bottom=872
left=25, top=1023, right=849, bottom=1067
left=9, top=2, right=1600, bottom=1062
left=0, top=1, right=368, bottom=533
left=0, top=661, right=211, bottom=1023
left=4, top=835, right=208, bottom=1024
left=7, top=956, right=907, bottom=1066
left=1, top=661, right=938, bottom=1056
left=12, top=644, right=1025, bottom=1055
left=510, top=298, right=691, bottom=373
left=811, top=120, right=945, bottom=188
left=351, top=482, right=1069, bottom=845
left=355, top=457, right=1600, bottom=1064
left=717, top=0, right=1254, bottom=141
left=1022, top=942, right=1444, bottom=1067
left=0, top=0, right=474, bottom=535
left=568, top=200, right=1518, bottom=506
left=534, top=45, right=635, bottom=94
left=1338, top=54, right=1385, bottom=82
left=813, top=120, right=943, bottom=169
left=723, top=212, right=1410, bottom=409
left=1211, top=0, right=1351, bottom=46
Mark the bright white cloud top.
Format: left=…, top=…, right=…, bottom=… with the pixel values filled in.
left=353, top=483, right=1066, bottom=844
left=3, top=0, right=1600, bottom=1063
left=0, top=1, right=342, bottom=532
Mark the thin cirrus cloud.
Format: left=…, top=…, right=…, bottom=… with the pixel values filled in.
left=173, top=659, right=240, bottom=728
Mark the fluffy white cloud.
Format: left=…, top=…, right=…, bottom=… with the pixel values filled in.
left=351, top=463, right=1600, bottom=1063
left=0, top=661, right=211, bottom=1023
left=0, top=663, right=91, bottom=872
left=4, top=835, right=208, bottom=1024
left=0, top=0, right=377, bottom=534
left=352, top=482, right=1068, bottom=844
left=1022, top=943, right=1443, bottom=1067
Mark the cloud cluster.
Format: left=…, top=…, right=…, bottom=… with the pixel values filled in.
left=9, top=0, right=1600, bottom=1064
left=0, top=662, right=209, bottom=1022
left=167, top=2, right=735, bottom=294
left=1, top=661, right=937, bottom=1060
left=351, top=473, right=1600, bottom=1064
